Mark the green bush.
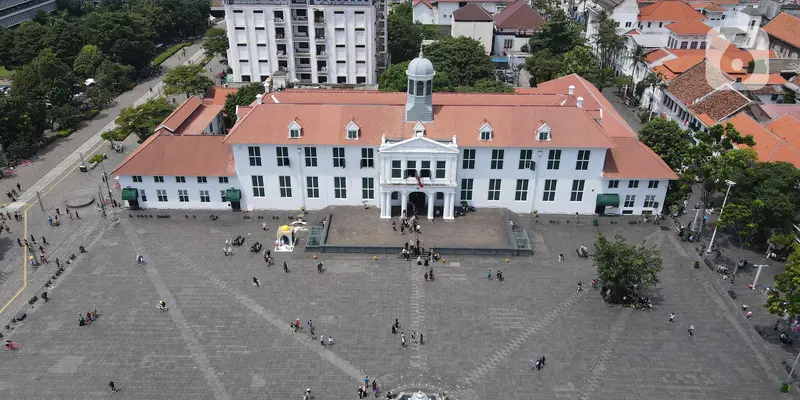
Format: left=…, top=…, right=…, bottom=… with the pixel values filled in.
left=100, top=128, right=130, bottom=141
left=153, top=42, right=192, bottom=66
left=89, top=154, right=105, bottom=163
left=84, top=109, right=100, bottom=120
left=56, top=129, right=75, bottom=138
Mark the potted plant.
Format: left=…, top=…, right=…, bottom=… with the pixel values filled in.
left=532, top=209, right=539, bottom=218
left=362, top=200, right=369, bottom=209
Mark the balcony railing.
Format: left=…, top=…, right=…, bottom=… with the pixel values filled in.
left=292, top=16, right=308, bottom=21
left=318, top=67, right=328, bottom=73
left=295, top=48, right=311, bottom=54
left=317, top=51, right=328, bottom=56
left=293, top=32, right=309, bottom=38
left=274, top=18, right=284, bottom=23
left=315, top=36, right=326, bottom=41
left=297, top=64, right=312, bottom=71
left=275, top=35, right=286, bottom=41
left=314, top=18, right=326, bottom=24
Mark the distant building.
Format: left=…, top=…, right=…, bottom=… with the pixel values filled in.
left=762, top=12, right=800, bottom=58
left=223, top=0, right=384, bottom=86
left=0, top=0, right=57, bottom=28
left=449, top=0, right=543, bottom=60
left=451, top=4, right=495, bottom=54
left=413, top=0, right=514, bottom=26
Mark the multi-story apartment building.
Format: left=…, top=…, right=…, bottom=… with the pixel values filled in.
left=0, top=0, right=57, bottom=28
left=224, top=0, right=383, bottom=85
left=114, top=54, right=676, bottom=216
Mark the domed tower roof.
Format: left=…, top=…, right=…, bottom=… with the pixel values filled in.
left=406, top=50, right=435, bottom=78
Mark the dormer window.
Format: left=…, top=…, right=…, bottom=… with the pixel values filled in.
left=537, top=122, right=551, bottom=141
left=413, top=121, right=425, bottom=137
left=478, top=121, right=492, bottom=141
left=288, top=120, right=302, bottom=138
left=345, top=120, right=359, bottom=140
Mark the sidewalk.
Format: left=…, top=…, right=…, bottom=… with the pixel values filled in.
left=0, top=41, right=206, bottom=210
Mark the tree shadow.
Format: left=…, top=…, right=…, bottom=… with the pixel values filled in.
left=0, top=236, right=14, bottom=262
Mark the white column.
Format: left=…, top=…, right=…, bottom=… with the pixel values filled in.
left=380, top=192, right=389, bottom=218
left=401, top=191, right=408, bottom=218
left=445, top=192, right=454, bottom=220
left=427, top=192, right=435, bottom=220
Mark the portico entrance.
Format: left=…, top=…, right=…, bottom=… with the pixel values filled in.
left=380, top=187, right=456, bottom=220
left=408, top=191, right=427, bottom=217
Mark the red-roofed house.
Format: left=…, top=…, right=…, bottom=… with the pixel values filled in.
left=114, top=55, right=675, bottom=216
left=413, top=0, right=514, bottom=25
left=763, top=12, right=800, bottom=59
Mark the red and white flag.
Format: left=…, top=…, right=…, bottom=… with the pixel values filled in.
left=416, top=175, right=424, bottom=188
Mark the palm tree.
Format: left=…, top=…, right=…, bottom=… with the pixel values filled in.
left=594, top=67, right=614, bottom=91
left=641, top=72, right=667, bottom=120
left=593, top=18, right=626, bottom=70
left=628, top=44, right=648, bottom=93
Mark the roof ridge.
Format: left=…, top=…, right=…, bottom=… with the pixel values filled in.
left=572, top=74, right=638, bottom=137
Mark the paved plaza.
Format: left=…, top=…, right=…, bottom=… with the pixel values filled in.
left=0, top=211, right=791, bottom=399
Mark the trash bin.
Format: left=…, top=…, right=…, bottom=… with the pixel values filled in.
left=781, top=382, right=790, bottom=393
left=79, top=165, right=88, bottom=172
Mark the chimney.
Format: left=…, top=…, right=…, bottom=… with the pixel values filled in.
left=595, top=108, right=603, bottom=123
left=568, top=85, right=575, bottom=96
left=256, top=94, right=263, bottom=105
left=577, top=97, right=584, bottom=109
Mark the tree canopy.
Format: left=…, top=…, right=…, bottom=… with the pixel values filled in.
left=164, top=64, right=214, bottom=98
left=387, top=3, right=440, bottom=64
left=223, top=82, right=265, bottom=125
left=528, top=8, right=583, bottom=56
left=204, top=27, right=229, bottom=59
left=593, top=233, right=663, bottom=303
left=115, top=98, right=176, bottom=143
left=767, top=247, right=800, bottom=318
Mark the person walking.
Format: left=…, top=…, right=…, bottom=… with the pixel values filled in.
left=108, top=381, right=118, bottom=393
left=42, top=236, right=47, bottom=245
left=30, top=235, right=36, bottom=244
left=75, top=210, right=81, bottom=219
left=559, top=253, right=564, bottom=262
left=328, top=335, right=333, bottom=346
left=16, top=183, right=20, bottom=192
left=487, top=270, right=492, bottom=280
left=392, top=221, right=397, bottom=231
left=56, top=208, right=60, bottom=216
left=401, top=332, right=406, bottom=348
left=283, top=262, right=289, bottom=273
left=252, top=277, right=261, bottom=287
left=420, top=333, right=424, bottom=345
left=16, top=238, right=21, bottom=247
left=669, top=313, right=675, bottom=323
left=688, top=324, right=694, bottom=336
left=576, top=281, right=582, bottom=293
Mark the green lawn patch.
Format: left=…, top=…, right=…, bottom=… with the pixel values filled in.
left=56, top=129, right=75, bottom=138
left=0, top=66, right=14, bottom=77
left=153, top=41, right=192, bottom=66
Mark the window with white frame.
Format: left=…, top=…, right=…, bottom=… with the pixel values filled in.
left=248, top=146, right=262, bottom=166
left=628, top=180, right=639, bottom=188
left=279, top=176, right=292, bottom=197
left=624, top=194, right=636, bottom=208
left=306, top=176, right=319, bottom=198
left=460, top=179, right=473, bottom=200
left=133, top=176, right=142, bottom=183
left=575, top=150, right=590, bottom=170
left=219, top=177, right=229, bottom=184
left=519, top=149, right=534, bottom=170
left=334, top=177, right=346, bottom=198
left=547, top=150, right=561, bottom=170
left=140, top=189, right=147, bottom=202
left=462, top=149, right=476, bottom=169
left=178, top=190, right=189, bottom=202
left=643, top=195, right=656, bottom=208
left=608, top=180, right=619, bottom=188
left=197, top=176, right=207, bottom=183
left=176, top=176, right=186, bottom=183
left=391, top=160, right=401, bottom=178
left=435, top=161, right=446, bottom=179
left=537, top=124, right=551, bottom=141
left=154, top=176, right=164, bottom=183
left=276, top=146, right=290, bottom=166
left=479, top=123, right=492, bottom=141
left=420, top=161, right=431, bottom=178
left=543, top=179, right=557, bottom=201
left=570, top=180, right=585, bottom=202
left=404, top=160, right=417, bottom=178
left=360, top=148, right=374, bottom=168
left=488, top=179, right=501, bottom=201
left=362, top=177, right=374, bottom=199
left=199, top=190, right=210, bottom=202
left=220, top=190, right=227, bottom=202
left=515, top=179, right=529, bottom=201
left=332, top=147, right=346, bottom=168
left=288, top=121, right=302, bottom=138
left=304, top=147, right=317, bottom=167
left=490, top=149, right=504, bottom=169
left=252, top=175, right=265, bottom=197
left=346, top=125, right=359, bottom=139
left=648, top=180, right=659, bottom=189
left=157, top=189, right=168, bottom=202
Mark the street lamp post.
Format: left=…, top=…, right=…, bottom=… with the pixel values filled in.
left=752, top=264, right=769, bottom=289
left=706, top=179, right=735, bottom=253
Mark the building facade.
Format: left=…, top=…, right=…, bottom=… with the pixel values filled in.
left=412, top=0, right=513, bottom=26
left=114, top=56, right=676, bottom=217
left=224, top=0, right=381, bottom=85
left=0, top=0, right=57, bottom=28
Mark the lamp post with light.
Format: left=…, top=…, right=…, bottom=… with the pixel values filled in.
left=706, top=179, right=735, bottom=254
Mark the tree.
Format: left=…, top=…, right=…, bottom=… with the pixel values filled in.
left=613, top=75, right=632, bottom=96
left=87, top=85, right=114, bottom=109
left=387, top=3, right=440, bottom=64
left=115, top=97, right=175, bottom=143
left=42, top=18, right=83, bottom=63
left=717, top=203, right=758, bottom=275
left=730, top=161, right=800, bottom=234
left=423, top=36, right=493, bottom=88
left=73, top=45, right=107, bottom=79
left=12, top=49, right=78, bottom=107
left=594, top=67, right=614, bottom=91
left=164, top=64, right=214, bottom=98
left=0, top=27, right=12, bottom=69
left=9, top=21, right=47, bottom=69
left=784, top=93, right=797, bottom=104
left=454, top=79, right=513, bottom=93
left=223, top=82, right=265, bottom=125
left=49, top=104, right=83, bottom=130
left=94, top=60, right=135, bottom=92
left=639, top=118, right=693, bottom=172
left=766, top=251, right=800, bottom=319
left=378, top=61, right=410, bottom=92
left=593, top=17, right=625, bottom=69
left=627, top=44, right=647, bottom=91
left=528, top=8, right=583, bottom=55
left=109, top=38, right=155, bottom=72
left=557, top=45, right=598, bottom=80
left=205, top=27, right=229, bottom=59
left=593, top=233, right=663, bottom=303
left=523, top=49, right=562, bottom=86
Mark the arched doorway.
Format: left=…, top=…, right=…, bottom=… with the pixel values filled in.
left=407, top=192, right=427, bottom=217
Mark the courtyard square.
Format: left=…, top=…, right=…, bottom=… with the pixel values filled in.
left=0, top=213, right=789, bottom=400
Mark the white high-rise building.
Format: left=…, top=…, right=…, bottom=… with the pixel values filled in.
left=224, top=0, right=382, bottom=85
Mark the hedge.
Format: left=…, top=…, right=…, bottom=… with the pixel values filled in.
left=100, top=128, right=130, bottom=141
left=153, top=42, right=192, bottom=66
left=56, top=129, right=75, bottom=138
left=84, top=109, right=100, bottom=120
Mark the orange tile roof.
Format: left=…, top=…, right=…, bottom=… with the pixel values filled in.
left=155, top=96, right=224, bottom=136
left=704, top=4, right=725, bottom=11
left=666, top=19, right=715, bottom=35
left=626, top=29, right=642, bottom=35
left=690, top=2, right=711, bottom=10
left=639, top=0, right=706, bottom=21
left=667, top=60, right=750, bottom=123
left=603, top=137, right=679, bottom=179
left=112, top=133, right=235, bottom=176
left=645, top=48, right=671, bottom=63
left=270, top=90, right=574, bottom=107
left=691, top=89, right=750, bottom=122
left=759, top=104, right=800, bottom=120
left=159, top=97, right=202, bottom=132
left=766, top=115, right=800, bottom=154
left=763, top=13, right=800, bottom=50
left=727, top=113, right=800, bottom=167
left=413, top=0, right=432, bottom=8
left=661, top=54, right=704, bottom=73
left=205, top=86, right=239, bottom=106
left=737, top=73, right=787, bottom=85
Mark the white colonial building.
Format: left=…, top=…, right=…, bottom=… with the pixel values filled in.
left=114, top=54, right=676, bottom=217
left=223, top=0, right=384, bottom=85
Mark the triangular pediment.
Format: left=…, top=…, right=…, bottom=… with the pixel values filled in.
left=346, top=121, right=359, bottom=130
left=288, top=120, right=302, bottom=129
left=379, top=136, right=458, bottom=153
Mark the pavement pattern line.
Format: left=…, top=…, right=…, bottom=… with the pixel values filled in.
left=121, top=220, right=231, bottom=400
left=409, top=279, right=428, bottom=370
left=577, top=309, right=634, bottom=400
left=197, top=270, right=367, bottom=382
left=377, top=368, right=482, bottom=400
left=457, top=290, right=588, bottom=389
left=675, top=233, right=790, bottom=389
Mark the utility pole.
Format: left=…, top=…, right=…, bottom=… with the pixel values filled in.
left=98, top=185, right=106, bottom=217
left=100, top=160, right=113, bottom=203
left=36, top=191, right=44, bottom=212
left=707, top=179, right=735, bottom=253
left=751, top=264, right=769, bottom=289
left=785, top=351, right=800, bottom=392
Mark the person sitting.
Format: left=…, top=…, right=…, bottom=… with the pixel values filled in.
left=158, top=300, right=167, bottom=311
